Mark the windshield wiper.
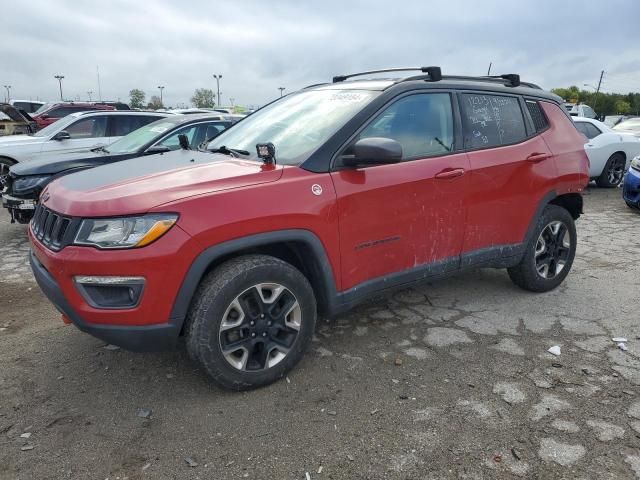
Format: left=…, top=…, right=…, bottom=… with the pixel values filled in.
left=91, top=145, right=110, bottom=154
left=208, top=145, right=250, bottom=158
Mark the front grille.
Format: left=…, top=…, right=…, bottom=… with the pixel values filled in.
left=31, top=204, right=75, bottom=251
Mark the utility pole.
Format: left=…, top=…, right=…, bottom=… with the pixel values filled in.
left=213, top=74, right=222, bottom=107
left=278, top=87, right=286, bottom=97
left=87, top=90, right=93, bottom=101
left=157, top=86, right=165, bottom=106
left=54, top=75, right=65, bottom=101
left=487, top=62, right=492, bottom=76
left=96, top=65, right=102, bottom=101
left=3, top=85, right=11, bottom=102
left=593, top=70, right=604, bottom=114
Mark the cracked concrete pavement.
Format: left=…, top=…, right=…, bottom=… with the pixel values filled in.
left=0, top=186, right=639, bottom=479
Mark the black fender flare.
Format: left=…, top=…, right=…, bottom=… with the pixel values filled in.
left=169, top=229, right=339, bottom=330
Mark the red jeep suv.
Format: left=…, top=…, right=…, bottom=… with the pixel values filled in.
left=32, top=102, right=115, bottom=129
left=29, top=68, right=589, bottom=390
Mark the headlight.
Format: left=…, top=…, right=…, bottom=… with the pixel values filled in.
left=13, top=175, right=51, bottom=193
left=631, top=155, right=640, bottom=171
left=74, top=214, right=178, bottom=249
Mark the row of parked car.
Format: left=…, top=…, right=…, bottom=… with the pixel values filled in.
left=0, top=109, right=244, bottom=222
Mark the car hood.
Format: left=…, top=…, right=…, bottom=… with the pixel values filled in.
left=11, top=149, right=112, bottom=176
left=42, top=149, right=283, bottom=217
left=0, top=134, right=44, bottom=145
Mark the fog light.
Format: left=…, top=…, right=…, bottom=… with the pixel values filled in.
left=74, top=276, right=145, bottom=309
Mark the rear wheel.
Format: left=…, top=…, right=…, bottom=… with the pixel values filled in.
left=596, top=153, right=625, bottom=188
left=185, top=255, right=316, bottom=390
left=508, top=205, right=577, bottom=292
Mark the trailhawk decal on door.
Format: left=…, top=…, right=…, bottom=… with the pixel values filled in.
left=355, top=236, right=401, bottom=251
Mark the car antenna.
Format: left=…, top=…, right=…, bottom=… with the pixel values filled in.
left=178, top=134, right=190, bottom=150
left=256, top=143, right=276, bottom=165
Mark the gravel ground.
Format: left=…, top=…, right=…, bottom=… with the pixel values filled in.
left=0, top=187, right=639, bottom=480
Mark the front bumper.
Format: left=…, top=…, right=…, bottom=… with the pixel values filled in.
left=1, top=192, right=36, bottom=223
left=623, top=168, right=640, bottom=207
left=30, top=251, right=180, bottom=351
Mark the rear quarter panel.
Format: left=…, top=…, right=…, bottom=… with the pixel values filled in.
left=540, top=102, right=590, bottom=193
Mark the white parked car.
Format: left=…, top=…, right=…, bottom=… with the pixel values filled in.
left=0, top=111, right=168, bottom=176
left=9, top=99, right=46, bottom=114
left=573, top=116, right=640, bottom=187
left=564, top=103, right=597, bottom=119
left=612, top=117, right=640, bottom=138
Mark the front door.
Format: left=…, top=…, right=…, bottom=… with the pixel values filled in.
left=331, top=92, right=468, bottom=291
left=42, top=115, right=109, bottom=155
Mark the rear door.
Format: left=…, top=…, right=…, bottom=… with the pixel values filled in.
left=107, top=115, right=162, bottom=144
left=330, top=92, right=469, bottom=291
left=460, top=93, right=555, bottom=262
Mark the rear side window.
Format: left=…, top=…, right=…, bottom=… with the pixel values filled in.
left=110, top=115, right=160, bottom=136
left=574, top=121, right=601, bottom=140
left=358, top=93, right=454, bottom=159
left=525, top=100, right=549, bottom=132
left=460, top=93, right=527, bottom=149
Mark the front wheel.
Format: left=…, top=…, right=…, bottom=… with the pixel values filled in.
left=596, top=153, right=625, bottom=188
left=185, top=255, right=317, bottom=390
left=508, top=205, right=577, bottom=292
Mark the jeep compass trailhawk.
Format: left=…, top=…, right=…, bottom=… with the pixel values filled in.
left=29, top=67, right=590, bottom=390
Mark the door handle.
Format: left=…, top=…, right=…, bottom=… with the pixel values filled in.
left=435, top=168, right=465, bottom=179
left=526, top=152, right=551, bottom=163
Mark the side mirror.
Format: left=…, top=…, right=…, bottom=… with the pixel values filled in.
left=178, top=134, right=190, bottom=150
left=52, top=131, right=71, bottom=141
left=341, top=137, right=402, bottom=167
left=144, top=145, right=171, bottom=155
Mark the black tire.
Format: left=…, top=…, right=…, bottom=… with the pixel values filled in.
left=508, top=205, right=577, bottom=292
left=185, top=254, right=317, bottom=390
left=596, top=153, right=625, bottom=188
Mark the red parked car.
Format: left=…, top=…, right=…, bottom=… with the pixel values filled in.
left=29, top=67, right=589, bottom=390
left=32, top=102, right=115, bottom=129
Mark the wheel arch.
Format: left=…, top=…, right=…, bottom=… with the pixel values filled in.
left=171, top=230, right=339, bottom=333
left=523, top=190, right=582, bottom=246
left=0, top=155, right=18, bottom=165
left=549, top=193, right=583, bottom=220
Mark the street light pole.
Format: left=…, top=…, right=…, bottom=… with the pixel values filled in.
left=157, top=86, right=165, bottom=106
left=3, top=85, right=11, bottom=102
left=54, top=75, right=65, bottom=101
left=213, top=74, right=222, bottom=107
left=278, top=87, right=286, bottom=97
left=87, top=90, right=93, bottom=101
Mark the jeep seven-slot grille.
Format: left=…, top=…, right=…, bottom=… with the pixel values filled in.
left=31, top=204, right=73, bottom=251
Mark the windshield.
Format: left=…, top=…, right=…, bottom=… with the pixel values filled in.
left=34, top=103, right=53, bottom=115
left=206, top=89, right=379, bottom=165
left=32, top=115, right=79, bottom=137
left=613, top=119, right=640, bottom=132
left=106, top=119, right=179, bottom=153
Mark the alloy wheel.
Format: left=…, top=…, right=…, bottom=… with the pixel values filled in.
left=607, top=159, right=625, bottom=186
left=218, top=283, right=301, bottom=371
left=534, top=221, right=571, bottom=279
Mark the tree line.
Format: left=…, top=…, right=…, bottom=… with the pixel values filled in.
left=128, top=88, right=218, bottom=109
left=551, top=86, right=640, bottom=116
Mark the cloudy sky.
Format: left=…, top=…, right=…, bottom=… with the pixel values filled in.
left=2, top=0, right=639, bottom=107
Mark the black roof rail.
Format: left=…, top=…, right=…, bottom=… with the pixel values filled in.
left=436, top=75, right=541, bottom=89
left=332, top=66, right=442, bottom=83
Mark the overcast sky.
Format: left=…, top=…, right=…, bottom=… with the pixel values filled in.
left=2, top=0, right=639, bottom=107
